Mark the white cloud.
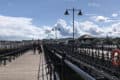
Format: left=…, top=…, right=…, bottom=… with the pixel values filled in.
left=53, top=19, right=72, bottom=38
left=112, top=13, right=118, bottom=17
left=109, top=22, right=120, bottom=37
left=54, top=19, right=105, bottom=38
left=54, top=19, right=120, bottom=38
left=91, top=16, right=109, bottom=22
left=92, top=15, right=120, bottom=23
left=0, top=15, right=120, bottom=40
left=0, top=15, right=46, bottom=40
left=78, top=21, right=104, bottom=35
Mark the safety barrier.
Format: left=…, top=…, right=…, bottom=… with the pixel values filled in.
left=43, top=43, right=120, bottom=80
left=0, top=44, right=33, bottom=65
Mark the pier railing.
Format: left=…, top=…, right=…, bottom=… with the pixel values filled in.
left=0, top=44, right=33, bottom=65
left=43, top=43, right=120, bottom=80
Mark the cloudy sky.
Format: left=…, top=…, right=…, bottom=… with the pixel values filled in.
left=0, top=0, right=120, bottom=40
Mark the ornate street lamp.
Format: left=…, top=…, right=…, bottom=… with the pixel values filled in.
left=64, top=8, right=82, bottom=53
left=64, top=8, right=82, bottom=40
left=52, top=27, right=60, bottom=40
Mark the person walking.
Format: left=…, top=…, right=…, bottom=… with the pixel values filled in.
left=33, top=42, right=37, bottom=54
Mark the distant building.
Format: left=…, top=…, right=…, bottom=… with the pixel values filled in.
left=78, top=34, right=95, bottom=45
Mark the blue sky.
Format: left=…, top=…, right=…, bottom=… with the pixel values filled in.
left=0, top=0, right=120, bottom=25
left=0, top=0, right=120, bottom=40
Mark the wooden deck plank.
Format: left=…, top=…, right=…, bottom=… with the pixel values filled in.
left=0, top=50, right=40, bottom=80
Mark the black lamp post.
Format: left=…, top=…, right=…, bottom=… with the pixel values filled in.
left=64, top=8, right=82, bottom=40
left=64, top=8, right=82, bottom=53
left=52, top=27, right=60, bottom=40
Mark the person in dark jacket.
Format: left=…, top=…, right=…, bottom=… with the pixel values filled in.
left=33, top=43, right=37, bottom=54
left=38, top=44, right=42, bottom=54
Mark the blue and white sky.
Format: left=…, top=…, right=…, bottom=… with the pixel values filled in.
left=0, top=0, right=120, bottom=40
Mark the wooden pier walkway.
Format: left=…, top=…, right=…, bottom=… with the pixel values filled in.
left=0, top=50, right=49, bottom=80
